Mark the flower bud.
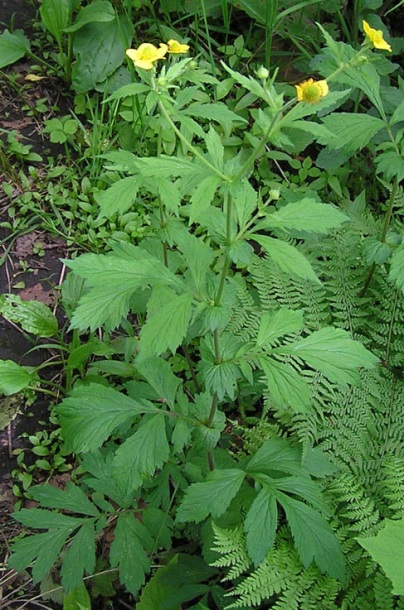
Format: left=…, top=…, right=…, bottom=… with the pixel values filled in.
left=256, top=66, right=269, bottom=80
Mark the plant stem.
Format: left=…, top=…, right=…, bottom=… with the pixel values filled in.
left=156, top=99, right=230, bottom=182
left=360, top=176, right=399, bottom=297
left=206, top=193, right=234, bottom=469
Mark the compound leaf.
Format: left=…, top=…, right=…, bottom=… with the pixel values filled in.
left=176, top=469, right=245, bottom=523
left=29, top=482, right=99, bottom=517
left=253, top=235, right=320, bottom=284
left=61, top=520, right=96, bottom=592
left=113, top=414, right=169, bottom=491
left=110, top=512, right=152, bottom=595
left=275, top=491, right=345, bottom=581
left=357, top=518, right=404, bottom=595
left=245, top=487, right=278, bottom=565
left=58, top=383, right=157, bottom=453
left=277, top=327, right=379, bottom=384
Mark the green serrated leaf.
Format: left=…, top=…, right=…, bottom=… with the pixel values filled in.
left=63, top=583, right=91, bottom=610
left=389, top=246, right=404, bottom=293
left=205, top=127, right=224, bottom=170
left=110, top=512, right=152, bottom=595
left=259, top=356, right=312, bottom=412
left=113, top=414, right=170, bottom=491
left=29, top=483, right=99, bottom=517
left=9, top=529, right=72, bottom=584
left=229, top=179, right=258, bottom=231
left=261, top=199, right=349, bottom=234
left=66, top=252, right=183, bottom=331
left=256, top=308, right=304, bottom=347
left=319, top=113, right=384, bottom=152
left=357, top=518, right=404, bottom=595
left=189, top=175, right=222, bottom=224
left=172, top=224, right=215, bottom=292
left=139, top=293, right=194, bottom=358
left=253, top=235, right=321, bottom=284
left=176, top=469, right=245, bottom=523
left=275, top=491, right=345, bottom=581
left=136, top=554, right=215, bottom=610
left=277, top=327, right=379, bottom=384
left=95, top=176, right=142, bottom=218
left=245, top=487, right=277, bottom=565
left=136, top=357, right=181, bottom=407
left=61, top=520, right=96, bottom=592
left=58, top=383, right=157, bottom=453
left=246, top=438, right=303, bottom=477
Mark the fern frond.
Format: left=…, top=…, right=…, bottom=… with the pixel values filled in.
left=210, top=523, right=251, bottom=580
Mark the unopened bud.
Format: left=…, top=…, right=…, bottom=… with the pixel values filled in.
left=257, top=65, right=269, bottom=80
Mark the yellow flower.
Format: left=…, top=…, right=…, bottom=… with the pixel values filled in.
left=126, top=43, right=168, bottom=70
left=295, top=78, right=329, bottom=104
left=362, top=20, right=392, bottom=52
left=167, top=39, right=190, bottom=54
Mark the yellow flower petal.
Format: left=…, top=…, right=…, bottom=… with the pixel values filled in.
left=362, top=20, right=392, bottom=52
left=25, top=74, right=45, bottom=82
left=126, top=43, right=168, bottom=70
left=167, top=39, right=190, bottom=54
left=295, top=78, right=329, bottom=104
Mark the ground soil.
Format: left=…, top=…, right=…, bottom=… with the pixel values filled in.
left=0, top=3, right=70, bottom=606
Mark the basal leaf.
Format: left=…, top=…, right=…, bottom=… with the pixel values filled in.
left=261, top=199, right=349, bottom=234
left=0, top=294, right=58, bottom=337
left=245, top=487, right=278, bottom=565
left=277, top=327, right=379, bottom=384
left=0, top=360, right=35, bottom=396
left=64, top=0, right=115, bottom=33
left=110, top=512, right=152, bottom=595
left=61, top=520, right=96, bottom=592
left=253, top=235, right=321, bottom=284
left=275, top=491, right=345, bottom=581
left=176, top=469, right=245, bottom=523
left=40, top=0, right=72, bottom=44
left=29, top=482, right=99, bottom=517
left=259, top=356, right=312, bottom=412
left=58, top=383, right=157, bottom=453
left=113, top=414, right=169, bottom=491
left=138, top=293, right=194, bottom=358
left=357, top=518, right=404, bottom=595
left=0, top=29, right=30, bottom=69
left=256, top=308, right=304, bottom=347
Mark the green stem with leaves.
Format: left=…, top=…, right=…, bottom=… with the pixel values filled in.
left=360, top=176, right=399, bottom=297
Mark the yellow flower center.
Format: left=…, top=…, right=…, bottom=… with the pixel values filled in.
left=295, top=78, right=329, bottom=104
